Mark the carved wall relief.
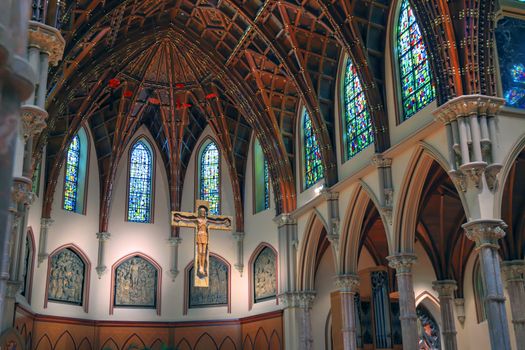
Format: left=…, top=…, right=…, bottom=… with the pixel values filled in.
left=189, top=256, right=228, bottom=308
left=47, top=248, right=85, bottom=305
left=114, top=256, right=157, bottom=308
left=253, top=246, right=277, bottom=303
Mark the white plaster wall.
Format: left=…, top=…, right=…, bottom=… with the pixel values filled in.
left=312, top=247, right=336, bottom=350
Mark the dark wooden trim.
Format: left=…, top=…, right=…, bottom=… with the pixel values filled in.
left=193, top=135, right=223, bottom=215
left=248, top=242, right=279, bottom=311
left=16, top=303, right=282, bottom=327
left=124, top=134, right=157, bottom=224
left=44, top=243, right=91, bottom=313
left=184, top=252, right=231, bottom=315
left=109, top=252, right=162, bottom=316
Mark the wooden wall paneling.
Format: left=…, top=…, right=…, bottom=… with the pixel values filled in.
left=54, top=331, right=76, bottom=350
left=77, top=337, right=93, bottom=350
left=269, top=330, right=281, bottom=350
left=194, top=332, right=219, bottom=350
left=218, top=336, right=237, bottom=350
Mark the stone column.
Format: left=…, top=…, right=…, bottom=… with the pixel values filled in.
left=432, top=280, right=458, bottom=350
left=501, top=260, right=525, bottom=350
left=168, top=236, right=182, bottom=281
left=298, top=291, right=316, bottom=350
left=335, top=274, right=360, bottom=350
left=232, top=231, right=245, bottom=276
left=387, top=253, right=418, bottom=350
left=37, top=217, right=53, bottom=265
left=95, top=232, right=110, bottom=278
left=463, top=219, right=511, bottom=350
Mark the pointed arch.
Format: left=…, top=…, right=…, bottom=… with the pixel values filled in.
left=300, top=109, right=325, bottom=190
left=176, top=338, right=192, bottom=350
left=194, top=332, right=219, bottom=350
left=44, top=243, right=91, bottom=313
left=122, top=333, right=146, bottom=350
left=34, top=334, right=53, bottom=350
left=252, top=136, right=270, bottom=213
left=197, top=136, right=221, bottom=215
left=340, top=55, right=374, bottom=161
left=62, top=126, right=90, bottom=214
left=297, top=212, right=331, bottom=291
left=54, top=330, right=76, bottom=350
left=184, top=252, right=231, bottom=314
left=393, top=0, right=436, bottom=121
left=150, top=338, right=164, bottom=350
left=248, top=242, right=278, bottom=310
left=218, top=336, right=237, bottom=350
left=78, top=337, right=93, bottom=350
left=269, top=330, right=282, bottom=350
left=126, top=135, right=155, bottom=223
left=109, top=252, right=162, bottom=315
left=100, top=338, right=119, bottom=350
left=254, top=328, right=270, bottom=349
left=242, top=335, right=254, bottom=350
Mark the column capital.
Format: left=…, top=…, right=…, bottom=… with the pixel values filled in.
left=501, top=260, right=525, bottom=284
left=371, top=154, right=392, bottom=168
left=274, top=213, right=296, bottom=227
left=279, top=291, right=316, bottom=308
left=40, top=217, right=54, bottom=228
left=167, top=237, right=183, bottom=246
left=321, top=188, right=339, bottom=200
left=433, top=94, right=505, bottom=124
left=20, top=105, right=48, bottom=141
left=462, top=219, right=506, bottom=249
left=27, top=21, right=65, bottom=66
left=11, top=176, right=34, bottom=207
left=454, top=298, right=466, bottom=324
left=335, top=274, right=360, bottom=293
left=387, top=253, right=417, bottom=273
left=232, top=231, right=245, bottom=241
left=96, top=231, right=111, bottom=241
left=432, top=280, right=458, bottom=297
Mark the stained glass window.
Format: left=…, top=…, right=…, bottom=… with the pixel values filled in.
left=495, top=17, right=525, bottom=109
left=303, top=110, right=324, bottom=189
left=63, top=135, right=80, bottom=211
left=127, top=140, right=153, bottom=223
left=397, top=0, right=435, bottom=120
left=343, top=57, right=374, bottom=159
left=200, top=141, right=220, bottom=215
left=254, top=139, right=270, bottom=213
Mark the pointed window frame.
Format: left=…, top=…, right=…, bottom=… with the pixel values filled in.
left=126, top=137, right=155, bottom=224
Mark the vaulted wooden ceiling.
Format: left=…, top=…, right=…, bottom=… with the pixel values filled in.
left=37, top=0, right=502, bottom=232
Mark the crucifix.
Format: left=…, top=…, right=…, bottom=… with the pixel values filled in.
left=171, top=200, right=232, bottom=287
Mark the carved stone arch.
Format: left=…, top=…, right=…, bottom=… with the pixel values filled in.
left=122, top=333, right=146, bottom=350
left=394, top=146, right=464, bottom=253
left=494, top=132, right=525, bottom=218
left=44, top=243, right=91, bottom=313
left=415, top=291, right=442, bottom=324
left=297, top=212, right=331, bottom=291
left=248, top=242, right=278, bottom=310
left=109, top=252, right=162, bottom=315
left=339, top=184, right=390, bottom=275
left=183, top=252, right=232, bottom=314
left=53, top=330, right=76, bottom=350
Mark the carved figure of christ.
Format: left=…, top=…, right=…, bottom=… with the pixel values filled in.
left=171, top=200, right=232, bottom=287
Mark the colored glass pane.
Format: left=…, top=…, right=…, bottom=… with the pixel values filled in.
left=264, top=159, right=269, bottom=210
left=496, top=17, right=525, bottom=109
left=343, top=57, right=374, bottom=159
left=254, top=139, right=270, bottom=213
left=127, top=141, right=153, bottom=223
left=397, top=0, right=435, bottom=120
left=63, top=135, right=80, bottom=211
left=200, top=142, right=220, bottom=215
left=303, top=111, right=324, bottom=189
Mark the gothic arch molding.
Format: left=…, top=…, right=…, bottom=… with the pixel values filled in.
left=248, top=242, right=278, bottom=310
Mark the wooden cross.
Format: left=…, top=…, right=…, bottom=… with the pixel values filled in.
left=171, top=200, right=232, bottom=287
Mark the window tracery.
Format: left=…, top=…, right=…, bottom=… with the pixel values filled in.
left=127, top=140, right=153, bottom=223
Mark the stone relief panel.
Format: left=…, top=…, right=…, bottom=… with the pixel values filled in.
left=114, top=256, right=157, bottom=308
left=48, top=248, right=85, bottom=305
left=189, top=256, right=228, bottom=308
left=253, top=246, right=277, bottom=302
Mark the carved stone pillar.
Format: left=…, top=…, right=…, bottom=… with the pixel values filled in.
left=168, top=236, right=182, bottom=281
left=37, top=217, right=53, bottom=265
left=501, top=260, right=525, bottom=350
left=432, top=280, right=458, bottom=350
left=387, top=253, right=418, bottom=350
left=95, top=232, right=110, bottom=278
left=336, top=274, right=360, bottom=350
left=322, top=190, right=340, bottom=247
left=280, top=291, right=316, bottom=350
left=232, top=232, right=245, bottom=276
left=275, top=214, right=298, bottom=294
left=298, top=291, right=316, bottom=350
left=463, top=219, right=511, bottom=350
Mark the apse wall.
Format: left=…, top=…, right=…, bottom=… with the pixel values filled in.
left=23, top=125, right=281, bottom=322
